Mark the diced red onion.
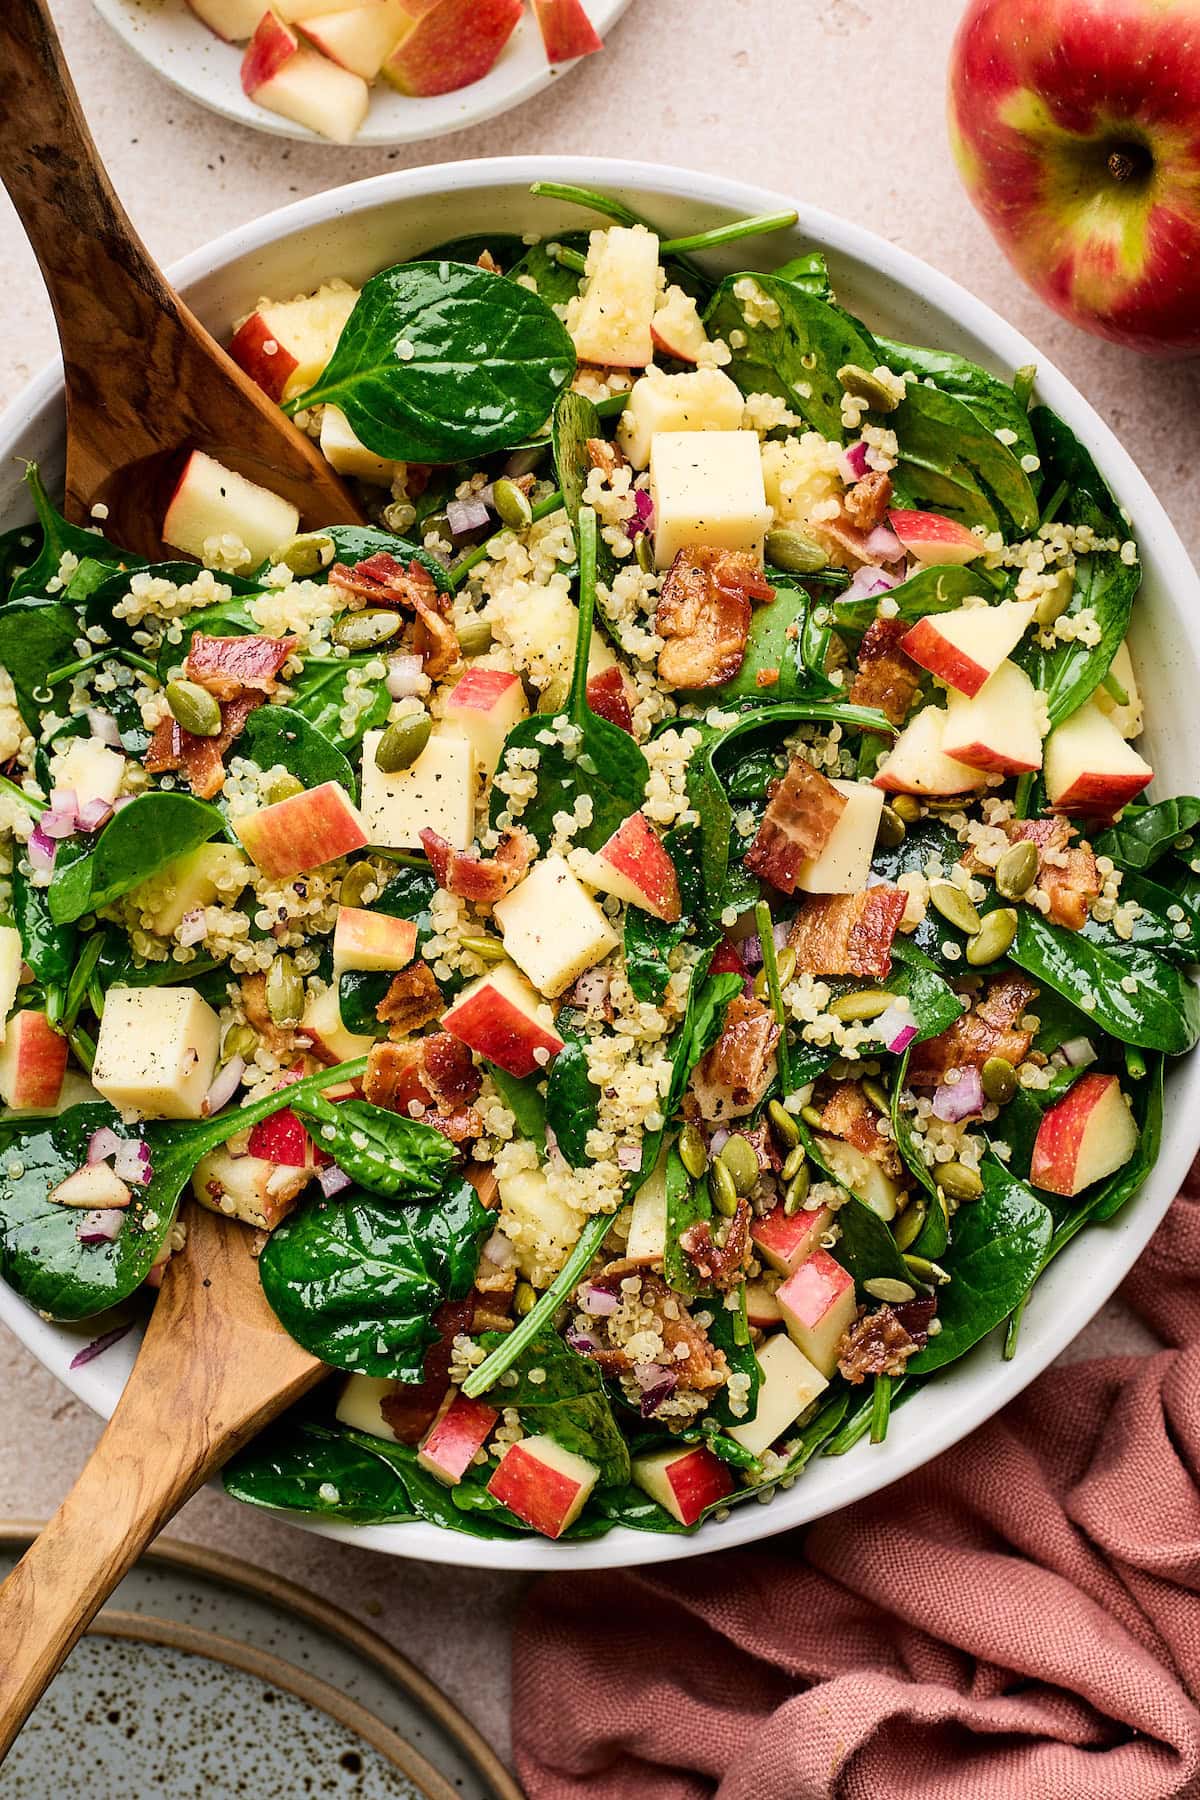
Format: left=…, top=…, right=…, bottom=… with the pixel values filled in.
left=865, top=523, right=904, bottom=561
left=77, top=797, right=114, bottom=833
left=76, top=1208, right=124, bottom=1245
left=739, top=918, right=791, bottom=969
left=203, top=1055, right=244, bottom=1117
left=39, top=797, right=78, bottom=840
left=632, top=490, right=654, bottom=533
left=28, top=825, right=57, bottom=871
left=113, top=794, right=135, bottom=812
left=565, top=1325, right=600, bottom=1355
left=569, top=965, right=612, bottom=1015
left=633, top=1361, right=677, bottom=1418
left=932, top=1065, right=984, bottom=1122
left=1060, top=1036, right=1097, bottom=1069
left=709, top=1127, right=730, bottom=1156
left=86, top=708, right=122, bottom=748
left=616, top=1143, right=641, bottom=1170
left=843, top=563, right=902, bottom=603
left=385, top=653, right=425, bottom=699
left=481, top=1229, right=516, bottom=1269
left=87, top=1126, right=122, bottom=1165
left=876, top=1003, right=918, bottom=1054
left=112, top=1139, right=151, bottom=1186
left=446, top=498, right=491, bottom=537
left=177, top=907, right=208, bottom=948
left=69, top=1320, right=134, bottom=1369
left=842, top=440, right=871, bottom=479
left=475, top=482, right=496, bottom=511
left=578, top=1283, right=619, bottom=1316
left=317, top=1163, right=352, bottom=1198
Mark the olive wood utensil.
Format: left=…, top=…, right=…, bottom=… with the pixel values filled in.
left=0, top=0, right=364, bottom=556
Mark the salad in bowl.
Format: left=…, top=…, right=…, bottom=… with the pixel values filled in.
left=0, top=178, right=1196, bottom=1549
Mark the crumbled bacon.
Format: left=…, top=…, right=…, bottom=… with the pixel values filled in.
left=184, top=633, right=296, bottom=700
left=813, top=473, right=897, bottom=567
left=586, top=436, right=627, bottom=478
left=744, top=755, right=848, bottom=894
left=329, top=552, right=459, bottom=677
left=585, top=665, right=635, bottom=734
left=1009, top=818, right=1100, bottom=932
left=420, top=826, right=535, bottom=904
left=739, top=1120, right=783, bottom=1175
left=690, top=992, right=780, bottom=1123
left=656, top=547, right=775, bottom=690
left=817, top=1080, right=903, bottom=1178
left=364, top=1033, right=482, bottom=1140
left=908, top=971, right=1040, bottom=1085
left=848, top=617, right=922, bottom=727
left=680, top=1197, right=752, bottom=1291
left=377, top=962, right=443, bottom=1037
left=379, top=1294, right=476, bottom=1443
left=843, top=471, right=893, bottom=533
left=788, top=885, right=907, bottom=979
left=584, top=1270, right=728, bottom=1391
left=836, top=1297, right=935, bottom=1385
left=145, top=692, right=261, bottom=798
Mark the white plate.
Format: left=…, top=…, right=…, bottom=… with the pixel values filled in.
left=1, top=157, right=1197, bottom=1571
left=91, top=0, right=630, bottom=147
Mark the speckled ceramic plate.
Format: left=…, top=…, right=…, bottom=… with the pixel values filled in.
left=0, top=1525, right=522, bottom=1799
left=90, top=0, right=631, bottom=147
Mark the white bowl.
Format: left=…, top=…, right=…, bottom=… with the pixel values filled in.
left=2, top=157, right=1196, bottom=1571
left=91, top=0, right=630, bottom=147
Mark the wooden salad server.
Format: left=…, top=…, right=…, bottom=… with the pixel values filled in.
left=0, top=0, right=364, bottom=557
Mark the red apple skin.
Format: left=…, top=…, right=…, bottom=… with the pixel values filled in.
left=1051, top=770, right=1153, bottom=818
left=419, top=1392, right=499, bottom=1485
left=385, top=0, right=522, bottom=96
left=235, top=781, right=367, bottom=880
left=247, top=1107, right=314, bottom=1168
left=943, top=735, right=1040, bottom=777
left=441, top=981, right=564, bottom=1079
left=900, top=617, right=991, bottom=697
left=948, top=0, right=1200, bottom=356
left=241, top=9, right=298, bottom=94
left=585, top=664, right=635, bottom=735
left=229, top=311, right=298, bottom=403
left=750, top=1203, right=833, bottom=1277
left=1030, top=1071, right=1137, bottom=1195
left=486, top=1442, right=583, bottom=1538
left=0, top=1010, right=68, bottom=1111
left=888, top=509, right=982, bottom=564
left=595, top=813, right=682, bottom=923
left=530, top=0, right=603, bottom=61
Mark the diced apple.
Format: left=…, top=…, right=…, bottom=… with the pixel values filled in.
left=726, top=1332, right=828, bottom=1458
left=750, top=1202, right=834, bottom=1277
left=332, top=906, right=418, bottom=976
left=584, top=813, right=681, bottom=923
left=530, top=0, right=603, bottom=61
left=497, top=1164, right=584, bottom=1285
left=584, top=664, right=634, bottom=734
left=486, top=1433, right=598, bottom=1538
left=235, top=780, right=367, bottom=880
left=0, top=926, right=22, bottom=1041
left=92, top=987, right=220, bottom=1120
left=298, top=0, right=405, bottom=78
left=943, top=658, right=1043, bottom=776
left=815, top=1133, right=903, bottom=1221
left=1030, top=1072, right=1138, bottom=1197
left=625, top=1155, right=667, bottom=1262
left=792, top=779, right=884, bottom=895
left=442, top=960, right=564, bottom=1078
left=335, top=1372, right=398, bottom=1440
left=383, top=0, right=522, bottom=97
left=567, top=225, right=660, bottom=368
left=776, top=1248, right=857, bottom=1378
left=193, top=1144, right=312, bottom=1229
left=242, top=14, right=370, bottom=141
left=1044, top=699, right=1153, bottom=818
left=493, top=855, right=619, bottom=999
left=3, top=1070, right=103, bottom=1122
left=650, top=286, right=709, bottom=364
left=187, top=0, right=268, bottom=39
left=900, top=599, right=1038, bottom=698
left=617, top=368, right=744, bottom=470
left=163, top=449, right=300, bottom=569
left=316, top=405, right=395, bottom=485
left=418, top=1390, right=500, bottom=1485
left=872, top=704, right=987, bottom=798
left=442, top=667, right=527, bottom=777
left=246, top=1105, right=318, bottom=1168
left=888, top=509, right=985, bottom=566
left=230, top=283, right=359, bottom=405
left=132, top=843, right=249, bottom=937
left=50, top=1163, right=132, bottom=1210
left=632, top=1443, right=733, bottom=1527
left=276, top=0, right=357, bottom=19
left=360, top=727, right=476, bottom=853
left=745, top=1280, right=782, bottom=1329
left=650, top=430, right=771, bottom=568
left=51, top=738, right=125, bottom=810
left=301, top=982, right=379, bottom=1065
left=1094, top=640, right=1143, bottom=740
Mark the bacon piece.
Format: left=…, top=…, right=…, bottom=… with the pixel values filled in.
left=680, top=1197, right=752, bottom=1291
left=836, top=1298, right=935, bottom=1385
left=843, top=471, right=893, bottom=533
left=364, top=1032, right=481, bottom=1140
left=585, top=665, right=634, bottom=735
left=788, top=885, right=906, bottom=980
left=145, top=692, right=261, bottom=798
left=1008, top=818, right=1100, bottom=932
left=585, top=1270, right=728, bottom=1392
left=185, top=633, right=296, bottom=701
left=814, top=472, right=897, bottom=568
left=420, top=827, right=535, bottom=905
left=379, top=1294, right=476, bottom=1443
left=420, top=1031, right=482, bottom=1111
left=848, top=617, right=922, bottom=727
left=690, top=992, right=780, bottom=1124
left=377, top=962, right=443, bottom=1037
left=818, top=1080, right=903, bottom=1178
left=656, top=547, right=775, bottom=690
left=744, top=755, right=848, bottom=894
left=908, top=971, right=1040, bottom=1086
left=329, top=552, right=460, bottom=678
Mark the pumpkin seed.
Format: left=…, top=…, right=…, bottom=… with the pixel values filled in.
left=720, top=1133, right=760, bottom=1197
left=875, top=804, right=906, bottom=848
left=461, top=934, right=507, bottom=965
left=862, top=1076, right=890, bottom=1114
left=374, top=711, right=431, bottom=773
left=781, top=1144, right=807, bottom=1182
left=891, top=794, right=922, bottom=824
left=709, top=1157, right=740, bottom=1217
left=783, top=1161, right=811, bottom=1214
left=892, top=1196, right=927, bottom=1252
left=829, top=987, right=893, bottom=1022
left=266, top=772, right=304, bottom=805
left=768, top=1098, right=800, bottom=1147
left=513, top=1279, right=537, bottom=1317
left=492, top=476, right=534, bottom=530
left=332, top=608, right=402, bottom=652
left=222, top=1023, right=258, bottom=1064
left=903, top=1253, right=949, bottom=1286
left=166, top=679, right=221, bottom=738
left=278, top=531, right=335, bottom=578
left=928, top=879, right=982, bottom=936
left=265, top=953, right=304, bottom=1027
left=981, top=1055, right=1017, bottom=1105
left=456, top=615, right=493, bottom=657
left=837, top=362, right=901, bottom=412
left=678, top=1123, right=708, bottom=1181
left=966, top=906, right=1018, bottom=966
left=339, top=862, right=377, bottom=910
left=938, top=1159, right=983, bottom=1201
left=799, top=1103, right=824, bottom=1130
left=995, top=839, right=1038, bottom=900
left=753, top=945, right=796, bottom=1000
left=764, top=527, right=828, bottom=574
left=1033, top=566, right=1074, bottom=626
left=862, top=1276, right=916, bottom=1303
left=635, top=531, right=657, bottom=574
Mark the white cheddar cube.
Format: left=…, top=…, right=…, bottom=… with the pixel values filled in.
left=617, top=368, right=745, bottom=470
left=793, top=779, right=884, bottom=894
left=567, top=224, right=660, bottom=367
left=493, top=855, right=619, bottom=998
left=625, top=1155, right=668, bottom=1262
left=498, top=1166, right=587, bottom=1287
left=319, top=405, right=397, bottom=485
left=335, top=1373, right=398, bottom=1441
left=52, top=738, right=126, bottom=809
left=93, top=986, right=221, bottom=1119
left=360, top=726, right=476, bottom=852
left=726, top=1332, right=828, bottom=1458
left=650, top=430, right=771, bottom=568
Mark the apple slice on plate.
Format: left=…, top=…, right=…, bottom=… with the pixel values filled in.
left=234, top=781, right=368, bottom=880
left=487, top=1434, right=599, bottom=1538
left=776, top=1248, right=857, bottom=1378
left=0, top=1010, right=69, bottom=1111
left=186, top=0, right=269, bottom=40
left=298, top=0, right=405, bottom=78
left=382, top=0, right=523, bottom=96
left=241, top=11, right=370, bottom=141
left=900, top=599, right=1037, bottom=696
left=530, top=0, right=603, bottom=61
left=583, top=812, right=682, bottom=922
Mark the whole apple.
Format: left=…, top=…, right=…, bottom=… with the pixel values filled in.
left=947, top=0, right=1200, bottom=356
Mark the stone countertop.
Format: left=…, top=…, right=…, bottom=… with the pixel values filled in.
left=0, top=0, right=1186, bottom=1769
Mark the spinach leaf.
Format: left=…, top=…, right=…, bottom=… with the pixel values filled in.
left=10, top=866, right=75, bottom=988
left=0, top=600, right=80, bottom=733
left=417, top=231, right=529, bottom=271
left=0, top=519, right=38, bottom=595
left=667, top=970, right=744, bottom=1117
left=506, top=232, right=589, bottom=308
left=258, top=1176, right=489, bottom=1378
left=713, top=576, right=840, bottom=703
left=890, top=1054, right=950, bottom=1256
left=286, top=261, right=576, bottom=464
left=47, top=792, right=225, bottom=926
left=283, top=655, right=391, bottom=752
left=886, top=941, right=964, bottom=1043
left=1087, top=869, right=1200, bottom=962
left=705, top=274, right=877, bottom=439
left=481, top=1328, right=630, bottom=1486
left=1009, top=907, right=1200, bottom=1053
left=334, top=971, right=388, bottom=1039
left=706, top=1287, right=763, bottom=1430
left=291, top=1095, right=455, bottom=1199
left=85, top=562, right=261, bottom=656
left=336, top=865, right=439, bottom=1036
left=830, top=1193, right=913, bottom=1290
left=224, top=1419, right=427, bottom=1526
left=623, top=824, right=703, bottom=1005
left=663, top=1141, right=708, bottom=1299
left=771, top=250, right=833, bottom=298
left=238, top=704, right=356, bottom=802
left=871, top=816, right=968, bottom=966
left=876, top=338, right=1040, bottom=483
left=831, top=562, right=990, bottom=634
left=905, top=1155, right=1052, bottom=1373
left=484, top=1064, right=548, bottom=1156
left=888, top=381, right=1039, bottom=534
left=1093, top=798, right=1200, bottom=872
left=346, top=1432, right=527, bottom=1537
left=543, top=1019, right=598, bottom=1169
left=9, top=467, right=137, bottom=603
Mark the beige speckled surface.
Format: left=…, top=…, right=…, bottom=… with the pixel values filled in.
left=0, top=0, right=1187, bottom=1766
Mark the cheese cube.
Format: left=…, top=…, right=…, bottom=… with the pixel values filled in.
left=617, top=368, right=746, bottom=469
left=567, top=224, right=660, bottom=367
left=793, top=779, right=884, bottom=894
left=359, top=726, right=476, bottom=852
left=493, top=855, right=619, bottom=998
left=726, top=1332, right=828, bottom=1458
left=319, top=405, right=397, bottom=486
left=498, top=1166, right=587, bottom=1288
left=132, top=843, right=249, bottom=937
left=335, top=1372, right=398, bottom=1441
left=625, top=1155, right=667, bottom=1261
left=93, top=986, right=221, bottom=1119
left=52, top=737, right=126, bottom=809
left=650, top=430, right=771, bottom=567
left=192, top=1144, right=311, bottom=1230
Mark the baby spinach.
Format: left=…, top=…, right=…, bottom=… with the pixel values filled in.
left=10, top=866, right=75, bottom=989
left=238, top=704, right=356, bottom=803
left=706, top=274, right=877, bottom=439
left=291, top=1094, right=455, bottom=1199
left=706, top=1287, right=763, bottom=1430
left=47, top=791, right=225, bottom=926
left=86, top=563, right=261, bottom=659
left=887, top=940, right=964, bottom=1042
left=285, top=261, right=576, bottom=464
left=418, top=231, right=530, bottom=271
left=889, top=1059, right=950, bottom=1258
left=714, top=576, right=840, bottom=704
left=1093, top=798, right=1200, bottom=872
left=1008, top=907, right=1200, bottom=1054
left=831, top=562, right=990, bottom=634
left=258, top=1175, right=489, bottom=1379
left=224, top=1419, right=429, bottom=1526
left=875, top=338, right=1040, bottom=483
left=0, top=600, right=80, bottom=733
left=888, top=380, right=1039, bottom=535
left=8, top=467, right=137, bottom=603
left=1086, top=869, right=1200, bottom=963
left=482, top=1329, right=630, bottom=1487
left=336, top=865, right=438, bottom=1035
left=506, top=231, right=589, bottom=308
left=831, top=1192, right=915, bottom=1291
left=664, top=1142, right=708, bottom=1299
left=485, top=1064, right=548, bottom=1157
left=543, top=1018, right=598, bottom=1168
left=771, top=249, right=833, bottom=298
left=284, top=655, right=391, bottom=752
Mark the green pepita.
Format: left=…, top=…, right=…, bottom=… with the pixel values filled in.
left=890, top=794, right=922, bottom=824
left=222, top=1023, right=258, bottom=1064
left=928, top=879, right=982, bottom=936
left=265, top=953, right=304, bottom=1027
left=1033, top=566, right=1074, bottom=626
left=875, top=804, right=906, bottom=849
left=266, top=772, right=304, bottom=805
left=635, top=531, right=657, bottom=574
left=767, top=1098, right=801, bottom=1148
left=799, top=1103, right=824, bottom=1130
left=837, top=362, right=901, bottom=413
left=455, top=615, right=493, bottom=658
left=166, top=679, right=221, bottom=738
left=424, top=512, right=454, bottom=549
left=829, top=988, right=893, bottom=1023
left=892, top=1196, right=927, bottom=1252
left=492, top=477, right=534, bottom=530
left=709, top=1157, right=740, bottom=1218
left=783, top=1161, right=811, bottom=1215
left=981, top=1055, right=1018, bottom=1105
left=966, top=906, right=1018, bottom=967
left=461, top=934, right=507, bottom=965
left=719, top=1134, right=760, bottom=1197
left=331, top=608, right=402, bottom=652
left=677, top=1123, right=708, bottom=1181
left=995, top=840, right=1038, bottom=900
left=764, top=528, right=828, bottom=574
left=339, top=862, right=377, bottom=910
left=862, top=1075, right=890, bottom=1114
left=781, top=1144, right=807, bottom=1183
left=938, top=1159, right=983, bottom=1201
left=513, top=1280, right=537, bottom=1317
left=278, top=532, right=335, bottom=578
left=374, top=711, right=431, bottom=773
left=753, top=945, right=796, bottom=1000
left=862, top=1276, right=916, bottom=1303
left=903, top=1253, right=949, bottom=1286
